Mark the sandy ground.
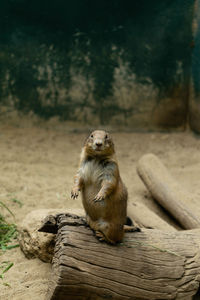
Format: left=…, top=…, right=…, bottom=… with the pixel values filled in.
left=1, top=115, right=200, bottom=299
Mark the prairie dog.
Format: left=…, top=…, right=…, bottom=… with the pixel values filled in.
left=71, top=130, right=128, bottom=244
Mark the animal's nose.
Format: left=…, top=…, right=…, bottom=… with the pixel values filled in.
left=95, top=141, right=102, bottom=147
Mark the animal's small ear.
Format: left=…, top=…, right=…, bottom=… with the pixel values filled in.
left=107, top=133, right=112, bottom=141
left=84, top=135, right=89, bottom=145
left=109, top=136, right=115, bottom=149
left=84, top=132, right=92, bottom=145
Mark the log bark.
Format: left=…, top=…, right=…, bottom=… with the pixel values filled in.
left=137, top=153, right=200, bottom=230
left=39, top=213, right=200, bottom=300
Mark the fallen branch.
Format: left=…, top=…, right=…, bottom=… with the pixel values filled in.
left=127, top=201, right=176, bottom=231
left=137, top=153, right=200, bottom=229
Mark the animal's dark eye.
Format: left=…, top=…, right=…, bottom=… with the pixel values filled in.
left=90, top=134, right=93, bottom=138
left=105, top=134, right=108, bottom=139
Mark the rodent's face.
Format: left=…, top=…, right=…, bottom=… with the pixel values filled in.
left=85, top=130, right=114, bottom=156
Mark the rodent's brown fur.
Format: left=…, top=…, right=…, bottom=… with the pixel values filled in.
left=71, top=130, right=128, bottom=244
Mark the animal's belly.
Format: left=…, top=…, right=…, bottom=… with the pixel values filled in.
left=82, top=183, right=105, bottom=220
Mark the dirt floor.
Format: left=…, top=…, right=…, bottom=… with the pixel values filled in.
left=1, top=114, right=200, bottom=299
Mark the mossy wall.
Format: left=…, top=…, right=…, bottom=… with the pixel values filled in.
left=190, top=0, right=200, bottom=133
left=0, top=0, right=195, bottom=130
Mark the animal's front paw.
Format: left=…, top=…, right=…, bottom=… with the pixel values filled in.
left=94, top=193, right=105, bottom=203
left=71, top=187, right=79, bottom=199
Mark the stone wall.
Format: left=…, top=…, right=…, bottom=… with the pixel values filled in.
left=0, top=0, right=195, bottom=131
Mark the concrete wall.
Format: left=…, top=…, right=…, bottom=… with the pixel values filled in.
left=190, top=0, right=200, bottom=133
left=0, top=0, right=195, bottom=130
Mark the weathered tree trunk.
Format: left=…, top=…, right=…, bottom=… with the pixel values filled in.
left=137, top=153, right=200, bottom=229
left=39, top=213, right=200, bottom=300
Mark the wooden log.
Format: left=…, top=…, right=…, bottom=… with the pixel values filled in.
left=137, top=153, right=200, bottom=230
left=127, top=201, right=177, bottom=231
left=39, top=213, right=200, bottom=300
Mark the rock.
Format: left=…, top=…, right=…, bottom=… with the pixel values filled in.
left=18, top=208, right=84, bottom=262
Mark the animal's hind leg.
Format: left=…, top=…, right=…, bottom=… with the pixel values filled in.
left=86, top=215, right=99, bottom=231
left=100, top=222, right=124, bottom=244
left=86, top=216, right=115, bottom=243
left=95, top=230, right=106, bottom=241
left=85, top=215, right=107, bottom=241
left=86, top=215, right=125, bottom=244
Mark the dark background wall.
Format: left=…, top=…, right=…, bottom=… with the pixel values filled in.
left=0, top=0, right=196, bottom=131
left=190, top=0, right=200, bottom=133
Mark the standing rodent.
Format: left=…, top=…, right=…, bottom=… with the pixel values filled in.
left=71, top=130, right=128, bottom=244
